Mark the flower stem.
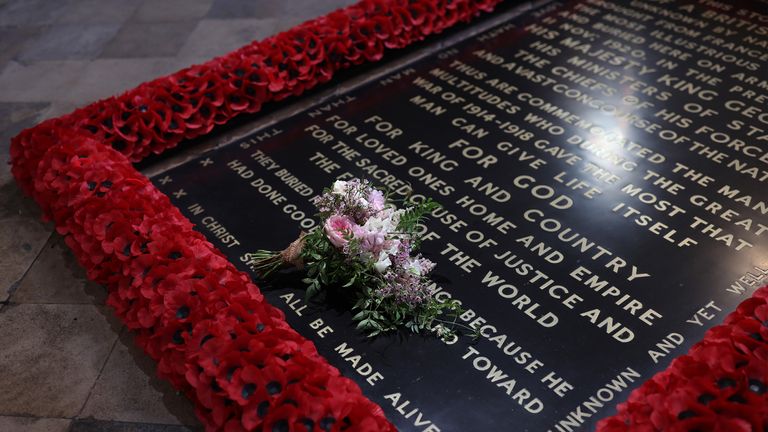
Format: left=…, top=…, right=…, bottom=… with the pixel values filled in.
left=243, top=251, right=285, bottom=278
left=432, top=318, right=478, bottom=335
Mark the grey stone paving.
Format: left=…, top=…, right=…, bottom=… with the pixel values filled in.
left=0, top=0, right=357, bottom=430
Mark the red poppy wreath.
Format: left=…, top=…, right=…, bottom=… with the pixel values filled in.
left=9, top=0, right=768, bottom=431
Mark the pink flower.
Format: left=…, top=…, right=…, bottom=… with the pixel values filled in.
left=324, top=214, right=354, bottom=248
left=368, top=189, right=385, bottom=212
left=352, top=225, right=384, bottom=252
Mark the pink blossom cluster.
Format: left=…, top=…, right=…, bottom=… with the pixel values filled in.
left=377, top=251, right=436, bottom=306
left=318, top=179, right=436, bottom=302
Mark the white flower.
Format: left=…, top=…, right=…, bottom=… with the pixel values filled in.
left=362, top=208, right=402, bottom=235
left=332, top=180, right=348, bottom=194
left=385, top=239, right=401, bottom=256
left=374, top=253, right=392, bottom=273
left=404, top=257, right=423, bottom=276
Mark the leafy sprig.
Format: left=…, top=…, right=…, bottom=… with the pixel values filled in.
left=250, top=179, right=468, bottom=338
left=352, top=288, right=463, bottom=337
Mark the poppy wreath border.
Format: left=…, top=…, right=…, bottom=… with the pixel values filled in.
left=8, top=0, right=768, bottom=431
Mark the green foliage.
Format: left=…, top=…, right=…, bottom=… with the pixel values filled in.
left=300, top=228, right=379, bottom=301
left=396, top=197, right=438, bottom=231
left=351, top=290, right=463, bottom=337
left=396, top=197, right=439, bottom=248
left=297, top=216, right=464, bottom=338
left=250, top=183, right=469, bottom=339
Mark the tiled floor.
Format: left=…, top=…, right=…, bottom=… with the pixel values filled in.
left=0, top=1, right=356, bottom=430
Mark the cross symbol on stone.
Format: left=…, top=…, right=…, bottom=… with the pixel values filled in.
left=158, top=175, right=172, bottom=185
left=172, top=189, right=187, bottom=199
left=199, top=158, right=214, bottom=167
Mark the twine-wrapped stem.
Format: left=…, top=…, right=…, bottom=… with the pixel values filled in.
left=245, top=232, right=307, bottom=277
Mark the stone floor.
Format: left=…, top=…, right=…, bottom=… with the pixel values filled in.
left=0, top=1, right=355, bottom=430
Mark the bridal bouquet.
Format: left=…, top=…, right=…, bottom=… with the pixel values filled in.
left=246, top=178, right=460, bottom=337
